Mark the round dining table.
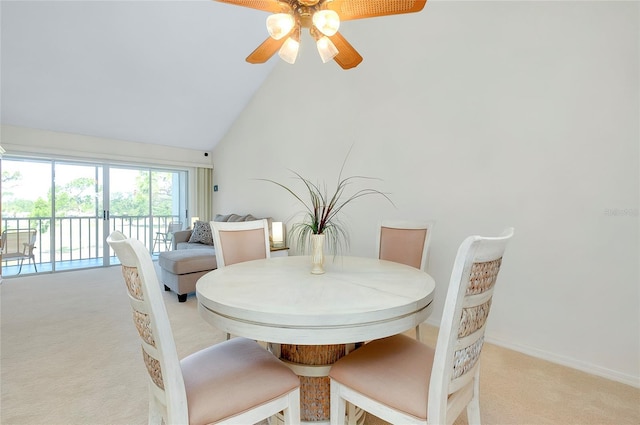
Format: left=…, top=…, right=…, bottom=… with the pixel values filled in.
left=196, top=255, right=435, bottom=424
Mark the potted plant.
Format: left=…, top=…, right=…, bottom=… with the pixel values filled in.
left=260, top=152, right=393, bottom=274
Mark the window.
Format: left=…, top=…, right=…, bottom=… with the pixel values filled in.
left=1, top=157, right=188, bottom=276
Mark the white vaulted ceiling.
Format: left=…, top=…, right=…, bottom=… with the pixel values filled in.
left=1, top=0, right=278, bottom=152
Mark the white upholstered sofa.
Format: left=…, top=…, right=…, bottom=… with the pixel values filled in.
left=171, top=213, right=272, bottom=251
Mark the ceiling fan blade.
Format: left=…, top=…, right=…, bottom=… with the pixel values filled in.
left=246, top=37, right=287, bottom=64
left=326, top=0, right=427, bottom=21
left=329, top=32, right=363, bottom=69
left=214, top=0, right=285, bottom=13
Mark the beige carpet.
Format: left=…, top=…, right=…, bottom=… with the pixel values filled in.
left=1, top=266, right=638, bottom=425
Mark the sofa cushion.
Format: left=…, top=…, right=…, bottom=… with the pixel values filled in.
left=188, top=220, right=213, bottom=245
left=176, top=241, right=215, bottom=251
left=159, top=249, right=217, bottom=274
left=214, top=213, right=257, bottom=222
left=214, top=214, right=273, bottom=241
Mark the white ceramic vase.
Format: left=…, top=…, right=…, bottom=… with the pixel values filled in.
left=310, top=233, right=325, bottom=274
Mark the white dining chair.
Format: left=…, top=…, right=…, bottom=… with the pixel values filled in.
left=377, top=220, right=435, bottom=339
left=377, top=220, right=435, bottom=271
left=210, top=219, right=271, bottom=339
left=210, top=219, right=271, bottom=268
left=107, top=231, right=300, bottom=425
left=330, top=228, right=514, bottom=425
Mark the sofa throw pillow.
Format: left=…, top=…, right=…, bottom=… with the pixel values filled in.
left=188, top=221, right=213, bottom=245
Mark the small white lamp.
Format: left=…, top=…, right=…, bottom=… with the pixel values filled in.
left=272, top=222, right=285, bottom=247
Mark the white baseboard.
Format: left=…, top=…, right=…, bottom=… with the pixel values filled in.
left=424, top=318, right=640, bottom=389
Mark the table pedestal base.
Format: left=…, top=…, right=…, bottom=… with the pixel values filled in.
left=280, top=344, right=346, bottom=422
left=273, top=343, right=366, bottom=425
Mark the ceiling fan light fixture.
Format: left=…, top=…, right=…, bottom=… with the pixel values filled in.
left=312, top=10, right=340, bottom=36
left=223, top=0, right=426, bottom=69
left=279, top=36, right=300, bottom=64
left=316, top=36, right=339, bottom=63
left=266, top=13, right=295, bottom=40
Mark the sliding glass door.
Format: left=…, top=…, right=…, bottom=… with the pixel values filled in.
left=53, top=162, right=104, bottom=271
left=1, top=157, right=188, bottom=275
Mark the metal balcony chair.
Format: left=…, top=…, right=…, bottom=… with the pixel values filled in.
left=107, top=231, right=300, bottom=425
left=1, top=229, right=38, bottom=274
left=153, top=221, right=183, bottom=253
left=330, top=228, right=514, bottom=425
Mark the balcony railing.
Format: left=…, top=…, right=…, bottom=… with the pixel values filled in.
left=1, top=215, right=181, bottom=277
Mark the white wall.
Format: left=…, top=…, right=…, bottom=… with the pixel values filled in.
left=211, top=2, right=639, bottom=386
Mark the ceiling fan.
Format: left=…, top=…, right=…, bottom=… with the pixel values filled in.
left=214, top=0, right=427, bottom=69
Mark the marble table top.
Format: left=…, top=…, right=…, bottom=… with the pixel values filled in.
left=197, top=255, right=435, bottom=345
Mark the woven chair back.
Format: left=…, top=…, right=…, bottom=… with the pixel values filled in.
left=428, top=228, right=514, bottom=423
left=107, top=231, right=188, bottom=424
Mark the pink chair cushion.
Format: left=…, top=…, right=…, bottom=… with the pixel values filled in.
left=379, top=227, right=427, bottom=269
left=181, top=337, right=299, bottom=425
left=329, top=334, right=435, bottom=421
left=218, top=228, right=267, bottom=266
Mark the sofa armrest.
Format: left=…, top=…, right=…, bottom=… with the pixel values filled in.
left=172, top=230, right=192, bottom=250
